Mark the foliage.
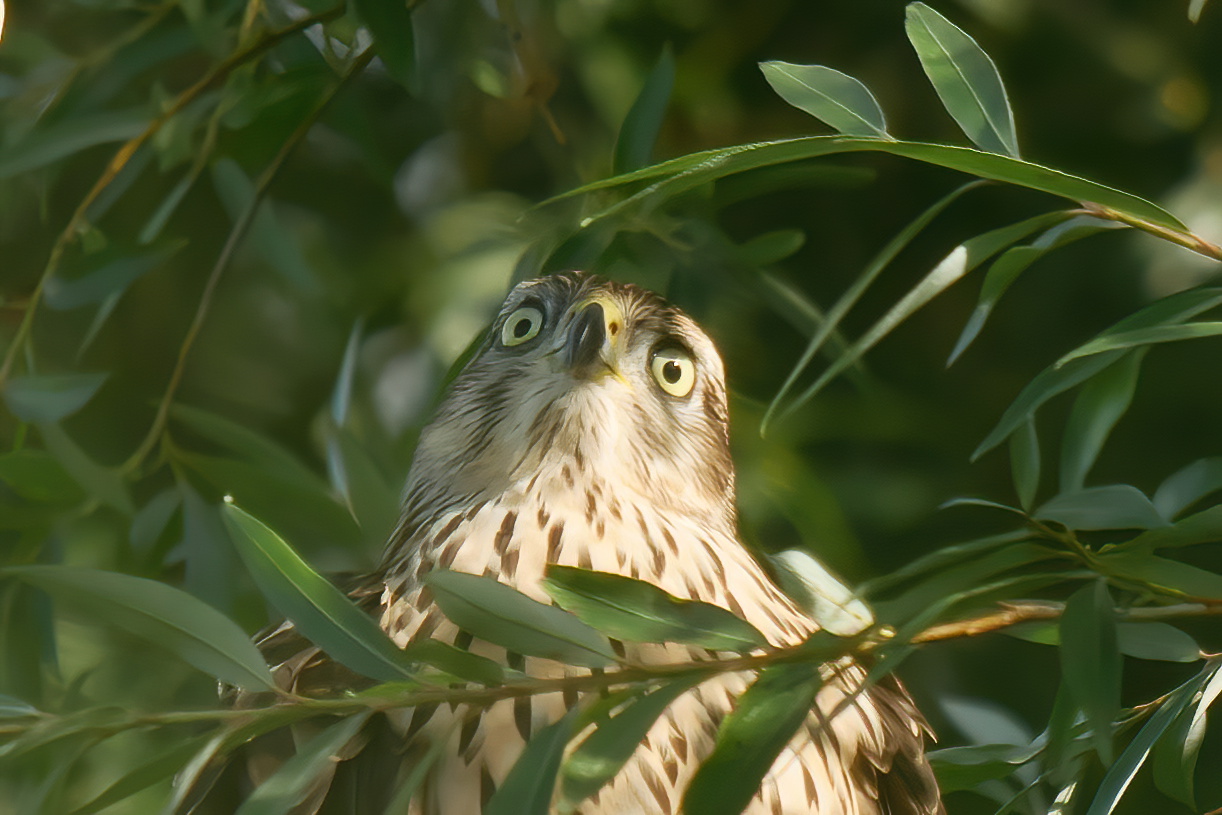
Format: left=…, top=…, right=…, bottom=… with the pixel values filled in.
left=2, top=1, right=1222, bottom=813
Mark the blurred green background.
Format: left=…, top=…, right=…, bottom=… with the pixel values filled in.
left=2, top=0, right=1222, bottom=812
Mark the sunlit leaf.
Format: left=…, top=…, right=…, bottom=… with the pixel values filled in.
left=222, top=501, right=414, bottom=682
left=4, top=565, right=274, bottom=691
left=0, top=693, right=39, bottom=718
left=1035, top=485, right=1167, bottom=531
left=764, top=182, right=982, bottom=429
left=427, top=570, right=615, bottom=667
left=859, top=528, right=1032, bottom=597
left=542, top=566, right=767, bottom=652
left=1119, top=504, right=1222, bottom=554
left=1060, top=580, right=1121, bottom=763
left=236, top=712, right=371, bottom=815
left=560, top=679, right=698, bottom=809
left=760, top=61, right=889, bottom=138
left=769, top=549, right=873, bottom=636
left=948, top=216, right=1119, bottom=365
left=1153, top=458, right=1222, bottom=519
left=485, top=711, right=578, bottom=815
left=1059, top=352, right=1144, bottom=494
left=4, top=373, right=108, bottom=423
left=614, top=46, right=675, bottom=174
left=905, top=3, right=1018, bottom=156
left=929, top=742, right=1037, bottom=792
left=1189, top=0, right=1210, bottom=23
left=681, top=665, right=820, bottom=815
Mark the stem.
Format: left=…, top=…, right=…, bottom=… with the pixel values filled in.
left=0, top=4, right=347, bottom=387
left=121, top=46, right=375, bottom=474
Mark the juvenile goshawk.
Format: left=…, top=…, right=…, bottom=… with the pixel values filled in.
left=262, top=272, right=943, bottom=814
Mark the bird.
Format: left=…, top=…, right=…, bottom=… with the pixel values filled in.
left=251, top=271, right=943, bottom=815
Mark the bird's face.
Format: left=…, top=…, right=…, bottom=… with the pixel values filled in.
left=403, top=273, right=736, bottom=525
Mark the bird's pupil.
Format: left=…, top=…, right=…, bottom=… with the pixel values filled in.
left=663, top=360, right=682, bottom=383
left=513, top=318, right=532, bottom=338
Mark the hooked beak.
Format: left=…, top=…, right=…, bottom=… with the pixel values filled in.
left=564, top=295, right=628, bottom=384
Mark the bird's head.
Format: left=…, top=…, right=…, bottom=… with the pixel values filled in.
left=402, top=272, right=736, bottom=527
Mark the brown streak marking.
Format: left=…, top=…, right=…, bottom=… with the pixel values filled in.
left=501, top=547, right=519, bottom=578
left=547, top=522, right=564, bottom=563
left=641, top=766, right=671, bottom=813
left=661, top=526, right=679, bottom=556
left=493, top=511, right=517, bottom=555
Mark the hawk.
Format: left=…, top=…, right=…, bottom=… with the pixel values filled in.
left=255, top=272, right=943, bottom=815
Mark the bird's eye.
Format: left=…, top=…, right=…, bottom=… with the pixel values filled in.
left=501, top=306, right=544, bottom=347
left=650, top=347, right=696, bottom=397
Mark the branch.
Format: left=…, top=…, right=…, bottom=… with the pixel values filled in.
left=0, top=4, right=347, bottom=386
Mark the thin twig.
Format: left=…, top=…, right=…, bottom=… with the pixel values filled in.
left=0, top=4, right=347, bottom=386
left=121, top=46, right=375, bottom=474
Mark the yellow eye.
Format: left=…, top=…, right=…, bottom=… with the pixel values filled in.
left=501, top=306, right=544, bottom=347
left=650, top=347, right=696, bottom=397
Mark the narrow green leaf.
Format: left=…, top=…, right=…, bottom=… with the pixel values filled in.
left=614, top=46, right=675, bottom=174
left=485, top=711, right=579, bottom=815
left=775, top=209, right=1069, bottom=423
left=560, top=679, right=698, bottom=809
left=0, top=449, right=84, bottom=505
left=1010, top=621, right=1200, bottom=663
left=4, top=373, right=109, bottom=423
left=401, top=638, right=506, bottom=685
left=975, top=284, right=1222, bottom=459
left=353, top=0, right=415, bottom=87
left=211, top=159, right=314, bottom=287
left=858, top=528, right=1032, bottom=597
left=736, top=229, right=806, bottom=268
left=222, top=501, right=414, bottom=682
left=768, top=549, right=873, bottom=636
left=1059, top=352, right=1145, bottom=494
left=1153, top=458, right=1222, bottom=519
left=1059, top=580, right=1121, bottom=764
left=948, top=216, right=1117, bottom=365
left=1010, top=416, right=1040, bottom=511
left=4, top=565, right=274, bottom=691
left=44, top=242, right=181, bottom=310
left=0, top=693, right=39, bottom=718
left=427, top=570, right=615, bottom=667
left=170, top=404, right=318, bottom=479
left=1057, top=322, right=1222, bottom=367
left=325, top=427, right=401, bottom=543
left=0, top=109, right=148, bottom=179
left=929, top=743, right=1037, bottom=792
left=681, top=665, right=820, bottom=815
left=1035, top=485, right=1168, bottom=531
left=1099, top=551, right=1222, bottom=599
left=1152, top=660, right=1222, bottom=806
left=1189, top=0, right=1210, bottom=23
left=382, top=726, right=450, bottom=814
left=547, top=137, right=1185, bottom=233
left=764, top=182, right=986, bottom=429
left=760, top=61, right=889, bottom=138
left=236, top=712, right=371, bottom=815
left=1120, top=504, right=1222, bottom=553
left=905, top=3, right=1018, bottom=156
left=1115, top=623, right=1200, bottom=663
left=1083, top=669, right=1204, bottom=815
left=542, top=566, right=767, bottom=652
left=68, top=733, right=215, bottom=815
